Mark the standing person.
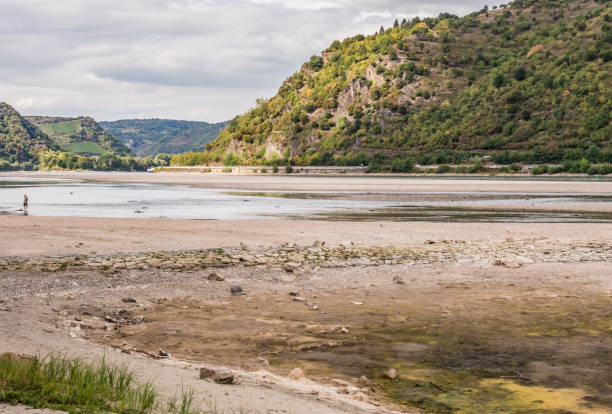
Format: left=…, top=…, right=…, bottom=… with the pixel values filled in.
left=23, top=194, right=28, bottom=215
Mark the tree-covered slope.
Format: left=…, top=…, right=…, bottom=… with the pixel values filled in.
left=0, top=103, right=60, bottom=169
left=174, top=0, right=611, bottom=168
left=99, top=119, right=228, bottom=157
left=26, top=116, right=133, bottom=157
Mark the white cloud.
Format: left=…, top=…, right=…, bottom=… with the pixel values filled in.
left=0, top=0, right=504, bottom=122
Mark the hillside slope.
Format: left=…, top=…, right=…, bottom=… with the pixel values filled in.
left=99, top=119, right=228, bottom=157
left=0, top=103, right=60, bottom=169
left=26, top=116, right=133, bottom=157
left=175, top=0, right=611, bottom=168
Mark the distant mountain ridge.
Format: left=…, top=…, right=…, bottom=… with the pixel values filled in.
left=99, top=119, right=229, bottom=157
left=25, top=116, right=132, bottom=157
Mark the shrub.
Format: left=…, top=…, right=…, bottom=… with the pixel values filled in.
left=285, top=165, right=294, bottom=173
left=436, top=164, right=452, bottom=174
left=273, top=166, right=279, bottom=173
left=390, top=158, right=413, bottom=173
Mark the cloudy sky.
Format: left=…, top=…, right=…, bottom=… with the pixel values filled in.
left=0, top=0, right=497, bottom=122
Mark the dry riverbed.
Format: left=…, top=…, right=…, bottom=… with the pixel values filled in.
left=1, top=235, right=610, bottom=413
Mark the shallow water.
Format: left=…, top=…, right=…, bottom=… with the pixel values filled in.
left=1, top=177, right=612, bottom=222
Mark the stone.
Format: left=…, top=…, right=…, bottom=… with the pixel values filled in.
left=230, top=286, right=243, bottom=296
left=289, top=291, right=299, bottom=296
left=158, top=349, right=171, bottom=357
left=283, top=262, right=302, bottom=273
left=200, top=366, right=234, bottom=384
left=312, top=240, right=325, bottom=247
left=212, top=368, right=234, bottom=384
left=384, top=368, right=398, bottom=380
left=353, top=392, right=369, bottom=402
left=208, top=272, right=224, bottom=281
left=288, top=367, right=305, bottom=380
left=293, top=297, right=306, bottom=302
left=392, top=276, right=405, bottom=285
left=340, top=241, right=354, bottom=247
left=122, top=297, right=137, bottom=303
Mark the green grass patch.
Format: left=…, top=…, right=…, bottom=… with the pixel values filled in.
left=62, top=142, right=104, bottom=155
left=38, top=121, right=80, bottom=135
left=0, top=353, right=197, bottom=414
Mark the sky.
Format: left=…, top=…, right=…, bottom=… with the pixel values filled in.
left=0, top=0, right=498, bottom=122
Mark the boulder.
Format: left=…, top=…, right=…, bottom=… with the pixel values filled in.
left=230, top=286, right=243, bottom=296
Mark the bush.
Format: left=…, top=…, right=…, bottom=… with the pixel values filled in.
left=222, top=167, right=233, bottom=173
left=285, top=165, right=294, bottom=173
left=390, top=158, right=413, bottom=173
left=436, top=164, right=452, bottom=174
left=272, top=166, right=279, bottom=173
left=531, top=165, right=550, bottom=175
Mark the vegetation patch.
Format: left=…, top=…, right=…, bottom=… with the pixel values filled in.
left=0, top=353, right=196, bottom=414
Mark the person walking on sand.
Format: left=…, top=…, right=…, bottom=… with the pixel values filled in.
left=23, top=194, right=28, bottom=215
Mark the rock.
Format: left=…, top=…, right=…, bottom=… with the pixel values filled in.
left=213, top=368, right=234, bottom=384
left=199, top=366, right=234, bottom=384
left=208, top=272, right=224, bottom=281
left=357, top=375, right=371, bottom=387
left=340, top=241, right=354, bottom=247
left=199, top=367, right=216, bottom=379
left=332, top=379, right=352, bottom=387
left=283, top=262, right=302, bottom=273
left=392, top=276, right=405, bottom=285
left=351, top=301, right=364, bottom=305
left=384, top=368, right=398, bottom=380
left=122, top=297, right=137, bottom=303
left=340, top=326, right=349, bottom=334
left=353, top=392, right=369, bottom=402
left=289, top=291, right=299, bottom=296
left=230, top=286, right=243, bottom=296
left=312, top=240, right=325, bottom=247
left=288, top=367, right=305, bottom=380
left=293, top=297, right=306, bottom=302
left=158, top=349, right=171, bottom=357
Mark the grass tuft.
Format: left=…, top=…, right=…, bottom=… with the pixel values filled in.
left=0, top=353, right=201, bottom=414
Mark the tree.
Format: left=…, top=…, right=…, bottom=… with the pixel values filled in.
left=394, top=19, right=399, bottom=28
left=309, top=55, right=324, bottom=71
left=493, top=73, right=508, bottom=88
left=514, top=67, right=527, bottom=81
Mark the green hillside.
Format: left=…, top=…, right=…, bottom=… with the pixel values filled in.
left=0, top=103, right=60, bottom=170
left=99, top=119, right=229, bottom=157
left=173, top=0, right=611, bottom=170
left=26, top=116, right=133, bottom=156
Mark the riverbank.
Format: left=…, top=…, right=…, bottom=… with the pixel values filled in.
left=1, top=174, right=611, bottom=413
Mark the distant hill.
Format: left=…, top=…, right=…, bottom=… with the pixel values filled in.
left=0, top=103, right=60, bottom=169
left=99, top=119, right=229, bottom=157
left=25, top=116, right=133, bottom=157
left=177, top=0, right=611, bottom=169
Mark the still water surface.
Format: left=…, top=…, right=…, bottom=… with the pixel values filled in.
left=1, top=177, right=611, bottom=222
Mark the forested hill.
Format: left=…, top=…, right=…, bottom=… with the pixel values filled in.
left=174, top=0, right=611, bottom=169
left=99, top=119, right=229, bottom=157
left=0, top=103, right=60, bottom=170
left=25, top=116, right=133, bottom=157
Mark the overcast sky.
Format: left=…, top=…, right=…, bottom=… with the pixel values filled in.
left=0, top=0, right=497, bottom=122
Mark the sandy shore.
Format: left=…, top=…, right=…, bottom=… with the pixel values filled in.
left=6, top=171, right=612, bottom=194
left=1, top=173, right=611, bottom=413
